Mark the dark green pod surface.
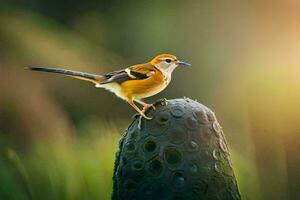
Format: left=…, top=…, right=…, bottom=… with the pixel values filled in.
left=112, top=98, right=241, bottom=200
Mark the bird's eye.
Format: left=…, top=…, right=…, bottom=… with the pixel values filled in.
left=165, top=59, right=172, bottom=63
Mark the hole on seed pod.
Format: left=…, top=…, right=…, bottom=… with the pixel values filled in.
left=186, top=141, right=199, bottom=152
left=144, top=140, right=157, bottom=152
left=185, top=116, right=198, bottom=130
left=189, top=163, right=198, bottom=173
left=165, top=147, right=182, bottom=165
left=155, top=112, right=170, bottom=125
left=172, top=172, right=185, bottom=188
left=132, top=159, right=144, bottom=170
left=149, top=158, right=163, bottom=175
left=126, top=142, right=135, bottom=152
left=148, top=112, right=171, bottom=136
left=170, top=106, right=184, bottom=118
left=159, top=116, right=169, bottom=124
left=193, top=179, right=209, bottom=194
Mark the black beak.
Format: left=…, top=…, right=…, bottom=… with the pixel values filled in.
left=177, top=60, right=191, bottom=67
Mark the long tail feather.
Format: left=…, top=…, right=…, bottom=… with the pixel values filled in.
left=26, top=66, right=102, bottom=85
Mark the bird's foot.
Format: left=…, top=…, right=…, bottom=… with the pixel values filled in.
left=154, top=98, right=168, bottom=106
left=142, top=103, right=156, bottom=112
left=138, top=112, right=152, bottom=129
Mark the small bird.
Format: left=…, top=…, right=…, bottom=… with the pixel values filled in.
left=27, top=54, right=191, bottom=121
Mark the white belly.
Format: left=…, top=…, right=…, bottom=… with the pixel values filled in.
left=96, top=83, right=127, bottom=100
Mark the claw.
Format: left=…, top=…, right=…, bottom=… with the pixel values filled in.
left=153, top=98, right=168, bottom=106
left=138, top=116, right=142, bottom=129
left=142, top=104, right=156, bottom=112
left=140, top=111, right=152, bottom=120
left=151, top=104, right=156, bottom=110
left=142, top=115, right=152, bottom=120
left=132, top=113, right=140, bottom=119
left=138, top=113, right=152, bottom=129
left=160, top=98, right=168, bottom=105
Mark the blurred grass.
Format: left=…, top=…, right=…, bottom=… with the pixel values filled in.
left=0, top=119, right=121, bottom=200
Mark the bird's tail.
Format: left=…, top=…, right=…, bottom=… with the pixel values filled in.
left=26, top=66, right=103, bottom=86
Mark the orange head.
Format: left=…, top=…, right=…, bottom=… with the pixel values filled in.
left=150, top=54, right=191, bottom=75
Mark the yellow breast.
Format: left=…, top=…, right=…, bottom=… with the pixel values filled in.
left=120, top=68, right=166, bottom=100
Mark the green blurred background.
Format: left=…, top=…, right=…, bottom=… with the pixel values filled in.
left=0, top=0, right=299, bottom=199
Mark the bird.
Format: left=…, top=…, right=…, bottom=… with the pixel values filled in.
left=27, top=53, right=191, bottom=123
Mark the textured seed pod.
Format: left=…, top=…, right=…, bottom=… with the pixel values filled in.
left=112, top=98, right=241, bottom=200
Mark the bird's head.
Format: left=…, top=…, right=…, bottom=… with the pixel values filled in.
left=150, top=54, right=191, bottom=75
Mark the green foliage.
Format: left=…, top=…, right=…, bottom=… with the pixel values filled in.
left=0, top=122, right=120, bottom=200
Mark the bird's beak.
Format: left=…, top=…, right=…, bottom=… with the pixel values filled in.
left=177, top=60, right=191, bottom=67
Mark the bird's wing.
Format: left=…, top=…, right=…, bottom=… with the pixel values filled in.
left=100, top=64, right=155, bottom=84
